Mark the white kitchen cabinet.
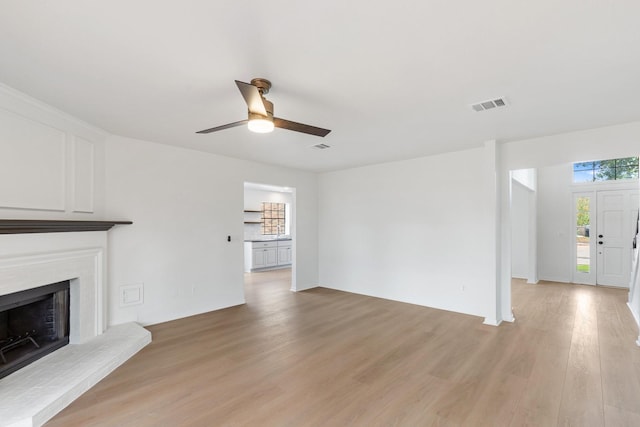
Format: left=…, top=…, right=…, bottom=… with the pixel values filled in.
left=244, top=240, right=292, bottom=272
left=277, top=243, right=292, bottom=265
left=264, top=247, right=278, bottom=266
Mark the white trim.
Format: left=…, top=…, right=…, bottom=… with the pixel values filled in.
left=483, top=317, right=502, bottom=326
left=570, top=179, right=640, bottom=192
left=0, top=247, right=104, bottom=342
left=291, top=283, right=318, bottom=292
left=628, top=302, right=640, bottom=327
left=627, top=302, right=640, bottom=347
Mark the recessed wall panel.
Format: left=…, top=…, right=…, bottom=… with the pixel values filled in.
left=72, top=137, right=94, bottom=213
left=0, top=109, right=66, bottom=211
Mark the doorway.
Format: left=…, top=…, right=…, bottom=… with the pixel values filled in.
left=243, top=182, right=296, bottom=295
left=574, top=189, right=639, bottom=287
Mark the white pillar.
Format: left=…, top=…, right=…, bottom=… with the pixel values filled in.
left=483, top=140, right=501, bottom=326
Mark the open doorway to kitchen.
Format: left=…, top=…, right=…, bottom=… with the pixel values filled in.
left=243, top=182, right=295, bottom=297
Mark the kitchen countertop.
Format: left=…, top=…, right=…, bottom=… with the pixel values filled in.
left=245, top=238, right=292, bottom=242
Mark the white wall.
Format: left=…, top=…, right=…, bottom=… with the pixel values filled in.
left=512, top=169, right=536, bottom=191
left=244, top=188, right=293, bottom=210
left=105, top=135, right=318, bottom=326
left=510, top=168, right=538, bottom=283
left=511, top=181, right=530, bottom=279
left=536, top=164, right=573, bottom=282
left=318, top=148, right=493, bottom=319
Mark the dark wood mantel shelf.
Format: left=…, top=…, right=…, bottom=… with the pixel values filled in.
left=0, top=220, right=133, bottom=235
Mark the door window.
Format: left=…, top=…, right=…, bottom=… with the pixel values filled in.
left=575, top=196, right=591, bottom=273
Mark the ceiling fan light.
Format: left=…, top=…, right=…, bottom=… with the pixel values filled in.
left=248, top=118, right=274, bottom=133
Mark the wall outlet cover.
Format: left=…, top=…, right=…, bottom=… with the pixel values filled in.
left=120, top=283, right=144, bottom=307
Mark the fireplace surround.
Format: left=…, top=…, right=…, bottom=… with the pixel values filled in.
left=0, top=221, right=150, bottom=427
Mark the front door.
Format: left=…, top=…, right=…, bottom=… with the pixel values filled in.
left=596, top=189, right=639, bottom=287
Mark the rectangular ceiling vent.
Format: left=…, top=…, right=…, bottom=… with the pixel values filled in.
left=471, top=97, right=508, bottom=112
left=311, top=143, right=331, bottom=150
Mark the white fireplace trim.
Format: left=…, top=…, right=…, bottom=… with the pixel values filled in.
left=0, top=248, right=103, bottom=343
left=0, top=244, right=151, bottom=426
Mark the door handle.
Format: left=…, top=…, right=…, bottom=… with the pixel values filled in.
left=598, top=241, right=604, bottom=245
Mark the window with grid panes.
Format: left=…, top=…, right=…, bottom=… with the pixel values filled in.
left=261, top=202, right=286, bottom=235
left=573, top=157, right=639, bottom=183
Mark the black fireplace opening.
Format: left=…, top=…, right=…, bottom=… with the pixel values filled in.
left=0, top=280, right=70, bottom=379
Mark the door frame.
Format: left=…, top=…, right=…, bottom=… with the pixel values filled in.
left=243, top=182, right=297, bottom=292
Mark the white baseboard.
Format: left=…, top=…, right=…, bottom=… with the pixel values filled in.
left=483, top=317, right=502, bottom=326
left=291, top=283, right=319, bottom=292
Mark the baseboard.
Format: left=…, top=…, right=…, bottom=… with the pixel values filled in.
left=483, top=317, right=502, bottom=327
left=627, top=302, right=640, bottom=328
left=625, top=302, right=640, bottom=347
left=291, top=283, right=319, bottom=292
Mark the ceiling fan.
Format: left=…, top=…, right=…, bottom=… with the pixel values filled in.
left=196, top=78, right=331, bottom=137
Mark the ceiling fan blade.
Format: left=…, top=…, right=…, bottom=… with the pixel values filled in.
left=235, top=80, right=268, bottom=116
left=274, top=117, right=331, bottom=137
left=196, top=120, right=248, bottom=134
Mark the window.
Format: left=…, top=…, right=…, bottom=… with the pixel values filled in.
left=575, top=196, right=591, bottom=273
left=261, top=202, right=286, bottom=235
left=573, top=157, right=639, bottom=183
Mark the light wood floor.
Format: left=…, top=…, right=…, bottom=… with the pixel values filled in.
left=46, top=273, right=640, bottom=426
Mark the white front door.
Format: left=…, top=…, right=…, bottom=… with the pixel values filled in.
left=596, top=189, right=639, bottom=287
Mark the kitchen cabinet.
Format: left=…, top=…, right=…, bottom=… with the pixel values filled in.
left=253, top=246, right=277, bottom=268
left=277, top=243, right=292, bottom=265
left=244, top=240, right=292, bottom=272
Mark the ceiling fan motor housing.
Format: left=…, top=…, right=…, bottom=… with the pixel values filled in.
left=250, top=78, right=272, bottom=95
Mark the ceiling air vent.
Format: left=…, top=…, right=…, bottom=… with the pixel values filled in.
left=311, top=143, right=331, bottom=150
left=470, top=97, right=508, bottom=112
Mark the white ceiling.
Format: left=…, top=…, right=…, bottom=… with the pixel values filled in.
left=1, top=1, right=639, bottom=172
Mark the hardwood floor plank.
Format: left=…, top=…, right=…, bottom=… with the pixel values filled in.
left=45, top=273, right=639, bottom=426
left=604, top=404, right=640, bottom=427
left=557, top=286, right=605, bottom=427
left=509, top=328, right=571, bottom=426
left=461, top=372, right=527, bottom=427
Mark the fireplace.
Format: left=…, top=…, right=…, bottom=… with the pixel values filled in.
left=0, top=280, right=70, bottom=379
left=0, top=224, right=150, bottom=427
